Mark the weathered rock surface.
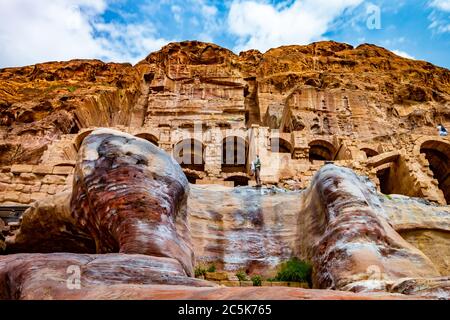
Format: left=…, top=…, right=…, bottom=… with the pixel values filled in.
left=1, top=41, right=449, bottom=166
left=188, top=165, right=450, bottom=296
left=0, top=60, right=140, bottom=165
left=297, top=165, right=442, bottom=291
left=382, top=195, right=450, bottom=275
left=3, top=129, right=450, bottom=299
left=69, top=128, right=194, bottom=276
left=0, top=218, right=5, bottom=252
left=0, top=253, right=214, bottom=300
left=6, top=191, right=95, bottom=254
left=188, top=185, right=300, bottom=275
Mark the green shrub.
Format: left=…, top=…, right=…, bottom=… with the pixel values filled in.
left=194, top=265, right=207, bottom=278
left=207, top=264, right=216, bottom=273
left=235, top=271, right=247, bottom=281
left=274, top=257, right=312, bottom=285
left=251, top=275, right=262, bottom=286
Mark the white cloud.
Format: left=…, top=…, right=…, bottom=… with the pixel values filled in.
left=430, top=0, right=450, bottom=11
left=0, top=0, right=170, bottom=68
left=227, top=0, right=363, bottom=52
left=428, top=0, right=450, bottom=33
left=171, top=5, right=183, bottom=23
left=392, top=50, right=415, bottom=60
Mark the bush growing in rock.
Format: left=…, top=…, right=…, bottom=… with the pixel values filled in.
left=207, top=264, right=216, bottom=273
left=251, top=275, right=262, bottom=286
left=274, top=257, right=312, bottom=285
left=235, top=271, right=247, bottom=281
left=194, top=265, right=207, bottom=278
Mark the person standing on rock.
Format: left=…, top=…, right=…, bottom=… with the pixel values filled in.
left=253, top=155, right=261, bottom=187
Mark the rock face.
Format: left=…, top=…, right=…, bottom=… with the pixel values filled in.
left=188, top=185, right=301, bottom=275
left=0, top=218, right=5, bottom=252
left=70, top=128, right=194, bottom=276
left=0, top=253, right=214, bottom=300
left=2, top=129, right=449, bottom=299
left=0, top=252, right=420, bottom=300
left=6, top=191, right=95, bottom=254
left=1, top=41, right=450, bottom=300
left=296, top=165, right=441, bottom=291
left=382, top=195, right=450, bottom=275
left=0, top=60, right=140, bottom=165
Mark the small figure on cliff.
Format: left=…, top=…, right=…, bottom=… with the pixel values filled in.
left=252, top=155, right=262, bottom=187
left=437, top=124, right=448, bottom=137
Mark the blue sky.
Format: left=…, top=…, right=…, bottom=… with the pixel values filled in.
left=0, top=0, right=449, bottom=68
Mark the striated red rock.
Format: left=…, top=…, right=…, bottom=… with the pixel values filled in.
left=0, top=252, right=423, bottom=300
left=296, top=165, right=441, bottom=291
left=6, top=191, right=95, bottom=254
left=70, top=128, right=194, bottom=276
left=0, top=253, right=214, bottom=300
left=3, top=129, right=449, bottom=299
left=0, top=60, right=141, bottom=165
left=188, top=185, right=301, bottom=275
left=2, top=41, right=449, bottom=165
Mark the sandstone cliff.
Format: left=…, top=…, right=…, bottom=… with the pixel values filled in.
left=0, top=41, right=449, bottom=300
left=1, top=41, right=449, bottom=165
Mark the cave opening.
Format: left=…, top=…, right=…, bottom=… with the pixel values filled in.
left=225, top=176, right=250, bottom=187
left=376, top=166, right=392, bottom=195
left=362, top=148, right=379, bottom=158
left=308, top=140, right=336, bottom=162
left=271, top=138, right=292, bottom=155
left=184, top=171, right=201, bottom=184
left=374, top=157, right=421, bottom=199
left=135, top=133, right=159, bottom=146
left=420, top=140, right=450, bottom=204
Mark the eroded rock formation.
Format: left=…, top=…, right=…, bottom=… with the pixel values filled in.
left=1, top=40, right=450, bottom=300
left=71, top=129, right=194, bottom=275
left=297, top=166, right=442, bottom=292
left=0, top=253, right=213, bottom=300
left=2, top=129, right=449, bottom=299
left=0, top=60, right=140, bottom=165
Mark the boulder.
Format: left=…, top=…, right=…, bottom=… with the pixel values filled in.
left=297, top=165, right=441, bottom=291
left=70, top=129, right=194, bottom=276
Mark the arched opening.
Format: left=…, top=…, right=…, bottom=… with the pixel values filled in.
left=376, top=164, right=393, bottom=195
left=74, top=130, right=95, bottom=151
left=225, top=175, right=250, bottom=187
left=173, top=139, right=205, bottom=172
left=420, top=140, right=450, bottom=204
left=361, top=148, right=379, bottom=158
left=183, top=171, right=201, bottom=184
left=371, top=152, right=421, bottom=199
left=308, top=140, right=336, bottom=161
left=271, top=137, right=292, bottom=154
left=135, top=133, right=159, bottom=146
left=222, top=136, right=248, bottom=173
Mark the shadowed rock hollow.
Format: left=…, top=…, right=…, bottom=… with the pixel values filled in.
left=1, top=129, right=449, bottom=300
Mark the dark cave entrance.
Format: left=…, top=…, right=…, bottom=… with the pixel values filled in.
left=420, top=140, right=450, bottom=204
left=225, top=176, right=250, bottom=187
left=308, top=140, right=336, bottom=162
